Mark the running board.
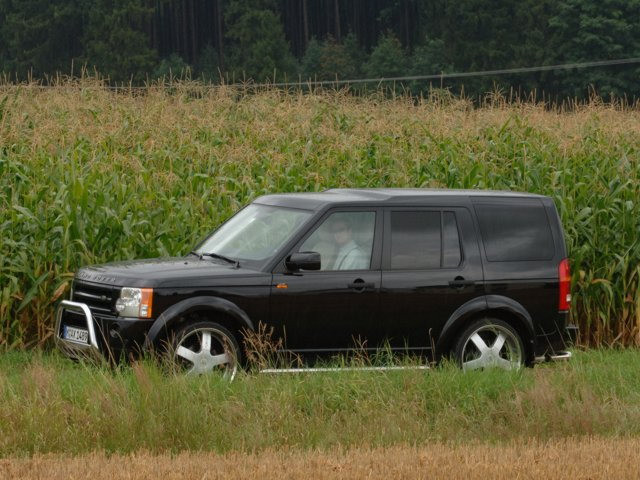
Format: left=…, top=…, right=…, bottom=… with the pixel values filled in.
left=260, top=365, right=430, bottom=374
left=534, top=351, right=572, bottom=363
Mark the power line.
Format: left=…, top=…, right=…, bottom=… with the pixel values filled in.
left=1, top=57, right=639, bottom=90
left=267, top=57, right=640, bottom=88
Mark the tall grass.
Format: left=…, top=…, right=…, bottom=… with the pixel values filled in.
left=0, top=80, right=639, bottom=347
left=1, top=349, right=640, bottom=456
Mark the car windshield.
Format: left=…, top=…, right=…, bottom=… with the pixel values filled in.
left=195, top=203, right=313, bottom=268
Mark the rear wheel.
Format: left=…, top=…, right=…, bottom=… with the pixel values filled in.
left=171, top=321, right=241, bottom=380
left=453, top=318, right=524, bottom=371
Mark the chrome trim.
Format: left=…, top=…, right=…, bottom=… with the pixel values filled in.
left=549, top=351, right=572, bottom=361
left=74, top=290, right=107, bottom=301
left=260, top=365, right=430, bottom=374
left=534, top=351, right=572, bottom=363
left=55, top=300, right=101, bottom=359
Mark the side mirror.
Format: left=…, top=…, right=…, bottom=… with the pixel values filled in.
left=285, top=251, right=321, bottom=272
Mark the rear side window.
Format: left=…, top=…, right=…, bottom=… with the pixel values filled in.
left=474, top=202, right=554, bottom=262
left=389, top=211, right=462, bottom=270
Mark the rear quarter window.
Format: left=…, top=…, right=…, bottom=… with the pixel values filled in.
left=474, top=201, right=555, bottom=262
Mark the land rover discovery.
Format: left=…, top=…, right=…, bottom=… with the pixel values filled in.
left=56, top=188, right=576, bottom=375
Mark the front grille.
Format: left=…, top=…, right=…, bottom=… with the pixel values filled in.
left=72, top=281, right=119, bottom=315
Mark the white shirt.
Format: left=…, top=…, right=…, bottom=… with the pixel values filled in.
left=332, top=240, right=369, bottom=270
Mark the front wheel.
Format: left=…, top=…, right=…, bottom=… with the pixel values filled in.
left=453, top=318, right=524, bottom=371
left=171, top=321, right=241, bottom=380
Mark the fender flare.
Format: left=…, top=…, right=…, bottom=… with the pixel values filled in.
left=436, top=295, right=535, bottom=356
left=143, top=296, right=255, bottom=349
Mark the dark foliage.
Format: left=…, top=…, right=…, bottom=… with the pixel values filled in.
left=0, top=0, right=638, bottom=99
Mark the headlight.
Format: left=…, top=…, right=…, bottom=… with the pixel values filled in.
left=115, top=287, right=153, bottom=318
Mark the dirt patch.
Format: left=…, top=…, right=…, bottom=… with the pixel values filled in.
left=2, top=437, right=639, bottom=479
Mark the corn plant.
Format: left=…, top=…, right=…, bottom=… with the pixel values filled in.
left=0, top=81, right=639, bottom=347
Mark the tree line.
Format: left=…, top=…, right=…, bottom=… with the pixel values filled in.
left=0, top=0, right=639, bottom=100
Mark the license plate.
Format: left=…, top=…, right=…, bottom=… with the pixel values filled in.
left=63, top=325, right=89, bottom=344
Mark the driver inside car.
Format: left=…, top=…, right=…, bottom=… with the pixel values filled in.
left=329, top=219, right=369, bottom=270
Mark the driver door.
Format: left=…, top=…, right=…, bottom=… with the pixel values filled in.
left=269, top=208, right=383, bottom=352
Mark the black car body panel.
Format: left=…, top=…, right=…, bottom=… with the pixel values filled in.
left=56, top=188, right=575, bottom=365
left=378, top=204, right=484, bottom=350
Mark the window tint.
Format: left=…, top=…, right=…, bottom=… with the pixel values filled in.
left=443, top=212, right=462, bottom=268
left=390, top=211, right=441, bottom=269
left=475, top=202, right=554, bottom=262
left=299, top=211, right=375, bottom=271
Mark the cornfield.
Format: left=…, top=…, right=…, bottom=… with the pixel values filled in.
left=0, top=81, right=639, bottom=348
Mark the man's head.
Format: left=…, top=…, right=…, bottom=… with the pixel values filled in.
left=331, top=219, right=352, bottom=246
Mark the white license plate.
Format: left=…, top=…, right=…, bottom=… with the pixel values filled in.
left=63, top=325, right=89, bottom=344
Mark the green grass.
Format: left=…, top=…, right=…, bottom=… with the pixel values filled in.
left=1, top=349, right=640, bottom=456
left=0, top=82, right=639, bottom=347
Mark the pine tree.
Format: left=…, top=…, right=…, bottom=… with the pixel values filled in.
left=363, top=33, right=407, bottom=79
left=301, top=34, right=364, bottom=82
left=82, top=0, right=157, bottom=83
left=0, top=0, right=82, bottom=78
left=224, top=0, right=297, bottom=82
left=300, top=37, right=323, bottom=80
left=343, top=33, right=365, bottom=78
left=547, top=0, right=640, bottom=100
left=409, top=38, right=453, bottom=96
left=153, top=54, right=190, bottom=80
left=195, top=43, right=220, bottom=82
left=319, top=35, right=356, bottom=80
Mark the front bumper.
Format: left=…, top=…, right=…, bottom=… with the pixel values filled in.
left=55, top=300, right=154, bottom=361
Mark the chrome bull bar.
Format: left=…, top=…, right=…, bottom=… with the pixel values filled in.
left=55, top=300, right=102, bottom=359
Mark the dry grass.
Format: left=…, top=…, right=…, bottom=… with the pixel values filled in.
left=2, top=437, right=640, bottom=479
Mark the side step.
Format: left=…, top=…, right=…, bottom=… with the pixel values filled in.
left=534, top=351, right=572, bottom=363
left=260, top=365, right=431, bottom=374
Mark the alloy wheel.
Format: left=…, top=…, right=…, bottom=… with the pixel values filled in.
left=460, top=323, right=523, bottom=371
left=174, top=327, right=238, bottom=380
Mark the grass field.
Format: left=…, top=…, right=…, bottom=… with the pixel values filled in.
left=1, top=349, right=640, bottom=457
left=1, top=82, right=639, bottom=347
left=3, top=437, right=640, bottom=479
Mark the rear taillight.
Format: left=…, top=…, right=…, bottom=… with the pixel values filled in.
left=558, top=258, right=571, bottom=311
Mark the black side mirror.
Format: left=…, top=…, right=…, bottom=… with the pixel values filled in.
left=285, top=251, right=321, bottom=271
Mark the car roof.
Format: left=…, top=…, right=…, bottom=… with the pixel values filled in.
left=255, top=188, right=550, bottom=210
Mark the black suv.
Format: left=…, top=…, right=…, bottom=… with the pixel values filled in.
left=56, top=188, right=576, bottom=375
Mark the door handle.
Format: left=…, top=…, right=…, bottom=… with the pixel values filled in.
left=449, top=276, right=475, bottom=289
left=348, top=279, right=375, bottom=291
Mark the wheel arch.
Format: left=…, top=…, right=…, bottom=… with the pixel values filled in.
left=436, top=295, right=535, bottom=363
left=143, top=296, right=254, bottom=350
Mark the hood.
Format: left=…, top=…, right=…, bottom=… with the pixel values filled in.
left=75, top=256, right=268, bottom=288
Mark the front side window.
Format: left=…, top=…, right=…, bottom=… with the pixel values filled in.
left=299, top=211, right=376, bottom=271
left=197, top=204, right=312, bottom=267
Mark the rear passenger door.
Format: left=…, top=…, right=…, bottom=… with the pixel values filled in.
left=379, top=207, right=484, bottom=350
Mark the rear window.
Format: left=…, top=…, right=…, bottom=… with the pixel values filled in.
left=474, top=202, right=554, bottom=262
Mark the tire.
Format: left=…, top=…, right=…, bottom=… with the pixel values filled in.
left=170, top=320, right=241, bottom=380
left=453, top=318, right=524, bottom=371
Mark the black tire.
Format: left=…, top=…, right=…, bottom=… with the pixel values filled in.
left=453, top=318, right=524, bottom=371
left=170, top=320, right=241, bottom=379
